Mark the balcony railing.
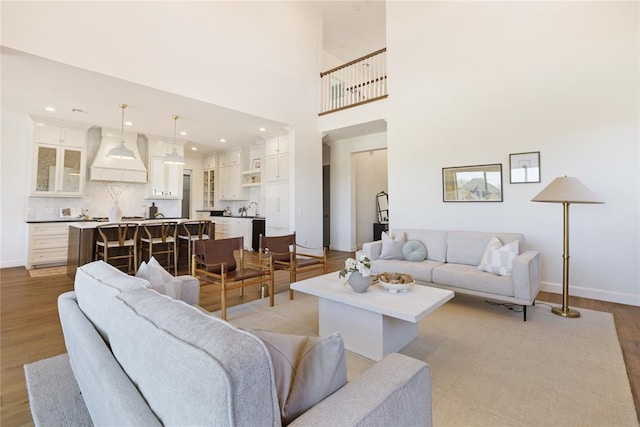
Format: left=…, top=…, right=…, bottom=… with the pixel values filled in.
left=319, top=48, right=387, bottom=116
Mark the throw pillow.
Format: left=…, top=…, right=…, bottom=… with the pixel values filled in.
left=402, top=240, right=427, bottom=262
left=477, top=237, right=519, bottom=276
left=251, top=329, right=347, bottom=425
left=380, top=231, right=406, bottom=260
left=136, top=257, right=178, bottom=299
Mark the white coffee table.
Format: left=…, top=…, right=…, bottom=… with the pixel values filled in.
left=291, top=272, right=454, bottom=360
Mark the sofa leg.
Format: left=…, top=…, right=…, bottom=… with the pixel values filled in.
left=523, top=305, right=527, bottom=322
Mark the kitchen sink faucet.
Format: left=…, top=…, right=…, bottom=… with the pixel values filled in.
left=248, top=201, right=259, bottom=216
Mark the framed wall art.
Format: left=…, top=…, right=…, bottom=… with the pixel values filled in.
left=252, top=158, right=262, bottom=170
left=509, top=151, right=540, bottom=183
left=442, top=164, right=503, bottom=202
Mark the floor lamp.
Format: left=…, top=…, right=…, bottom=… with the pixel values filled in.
left=531, top=176, right=604, bottom=318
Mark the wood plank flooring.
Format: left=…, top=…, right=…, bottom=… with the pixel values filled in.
left=2, top=253, right=638, bottom=425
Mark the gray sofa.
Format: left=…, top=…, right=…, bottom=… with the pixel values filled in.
left=361, top=229, right=540, bottom=321
left=47, top=260, right=432, bottom=426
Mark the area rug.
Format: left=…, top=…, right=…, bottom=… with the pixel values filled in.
left=225, top=291, right=638, bottom=427
left=24, top=353, right=92, bottom=427
left=28, top=266, right=67, bottom=278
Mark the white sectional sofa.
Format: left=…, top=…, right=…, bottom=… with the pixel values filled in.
left=27, top=260, right=433, bottom=426
left=361, top=229, right=541, bottom=321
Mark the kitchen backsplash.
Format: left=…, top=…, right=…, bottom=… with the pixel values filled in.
left=26, top=181, right=182, bottom=221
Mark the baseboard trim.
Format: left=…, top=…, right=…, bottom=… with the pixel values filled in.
left=0, top=259, right=25, bottom=269
left=540, top=281, right=640, bottom=307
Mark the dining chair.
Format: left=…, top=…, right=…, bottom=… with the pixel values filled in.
left=178, top=220, right=213, bottom=273
left=140, top=221, right=178, bottom=275
left=259, top=231, right=327, bottom=300
left=191, top=236, right=274, bottom=320
left=95, top=222, right=139, bottom=274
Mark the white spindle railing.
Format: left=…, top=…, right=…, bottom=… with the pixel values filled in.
left=319, top=48, right=387, bottom=115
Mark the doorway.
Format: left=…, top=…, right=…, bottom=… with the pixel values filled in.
left=182, top=170, right=191, bottom=218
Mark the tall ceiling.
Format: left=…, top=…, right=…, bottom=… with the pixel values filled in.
left=1, top=1, right=386, bottom=153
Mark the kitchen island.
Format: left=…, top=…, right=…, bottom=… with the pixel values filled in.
left=66, top=218, right=188, bottom=280
left=66, top=217, right=265, bottom=279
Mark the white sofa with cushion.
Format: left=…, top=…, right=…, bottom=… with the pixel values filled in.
left=361, top=229, right=540, bottom=321
left=29, top=260, right=433, bottom=426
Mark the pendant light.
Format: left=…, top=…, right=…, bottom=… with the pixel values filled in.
left=107, top=104, right=136, bottom=160
left=163, top=114, right=185, bottom=165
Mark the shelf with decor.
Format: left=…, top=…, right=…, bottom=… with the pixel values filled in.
left=241, top=169, right=261, bottom=187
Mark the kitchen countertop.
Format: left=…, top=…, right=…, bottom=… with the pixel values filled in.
left=26, top=218, right=96, bottom=223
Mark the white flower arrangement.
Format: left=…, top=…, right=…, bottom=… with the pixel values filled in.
left=103, top=181, right=130, bottom=202
left=338, top=254, right=372, bottom=278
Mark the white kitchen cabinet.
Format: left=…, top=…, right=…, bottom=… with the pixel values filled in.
left=32, top=144, right=85, bottom=196
left=148, top=156, right=182, bottom=198
left=27, top=222, right=71, bottom=269
left=30, top=118, right=88, bottom=197
left=218, top=148, right=246, bottom=200
left=265, top=135, right=289, bottom=157
left=147, top=136, right=184, bottom=199
left=212, top=217, right=252, bottom=250
left=35, top=123, right=85, bottom=148
left=264, top=134, right=290, bottom=235
left=265, top=181, right=290, bottom=236
left=203, top=154, right=216, bottom=170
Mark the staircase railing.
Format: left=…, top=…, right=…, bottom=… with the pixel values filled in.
left=319, top=48, right=387, bottom=115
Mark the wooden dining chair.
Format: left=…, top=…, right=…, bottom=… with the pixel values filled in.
left=140, top=221, right=178, bottom=275
left=178, top=220, right=213, bottom=273
left=191, top=236, right=274, bottom=320
left=95, top=222, right=139, bottom=274
left=259, top=231, right=327, bottom=300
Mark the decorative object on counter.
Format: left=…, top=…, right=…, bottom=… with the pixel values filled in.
left=108, top=202, right=123, bottom=223
left=103, top=181, right=130, bottom=223
left=163, top=115, right=185, bottom=165
left=339, top=255, right=373, bottom=293
left=378, top=272, right=415, bottom=293
left=531, top=176, right=604, bottom=318
left=148, top=202, right=158, bottom=219
left=107, top=104, right=136, bottom=160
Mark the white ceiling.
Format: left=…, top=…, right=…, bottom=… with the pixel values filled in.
left=1, top=1, right=386, bottom=153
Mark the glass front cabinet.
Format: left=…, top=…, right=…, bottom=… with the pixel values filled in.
left=203, top=169, right=215, bottom=207
left=33, top=145, right=84, bottom=196
left=30, top=117, right=89, bottom=197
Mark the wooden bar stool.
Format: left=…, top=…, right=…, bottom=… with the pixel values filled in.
left=178, top=220, right=214, bottom=273
left=95, top=222, right=139, bottom=274
left=140, top=221, right=178, bottom=275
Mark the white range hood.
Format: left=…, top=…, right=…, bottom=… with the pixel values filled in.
left=90, top=128, right=147, bottom=183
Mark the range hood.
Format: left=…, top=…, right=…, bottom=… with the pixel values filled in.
left=90, top=128, right=147, bottom=183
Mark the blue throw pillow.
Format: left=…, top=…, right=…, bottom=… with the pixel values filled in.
left=403, top=240, right=427, bottom=262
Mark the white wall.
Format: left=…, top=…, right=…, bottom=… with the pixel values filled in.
left=1, top=1, right=324, bottom=267
left=329, top=132, right=387, bottom=251
left=0, top=113, right=31, bottom=267
left=386, top=1, right=639, bottom=305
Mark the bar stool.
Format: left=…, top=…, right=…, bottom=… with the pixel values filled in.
left=95, top=222, right=139, bottom=274
left=140, top=221, right=178, bottom=275
left=178, top=220, right=214, bottom=273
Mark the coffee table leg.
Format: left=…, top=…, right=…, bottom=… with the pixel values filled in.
left=318, top=298, right=418, bottom=361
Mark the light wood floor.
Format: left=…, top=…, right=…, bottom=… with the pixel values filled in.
left=2, top=252, right=639, bottom=425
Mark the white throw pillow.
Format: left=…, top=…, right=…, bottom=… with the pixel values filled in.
left=136, top=258, right=178, bottom=299
left=380, top=231, right=406, bottom=260
left=251, top=329, right=347, bottom=425
left=478, top=237, right=519, bottom=277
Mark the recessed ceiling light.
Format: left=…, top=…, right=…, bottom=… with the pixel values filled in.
left=45, top=106, right=56, bottom=112
left=191, top=147, right=197, bottom=151
left=180, top=131, right=187, bottom=136
left=220, top=138, right=226, bottom=143
left=259, top=127, right=266, bottom=132
left=125, top=121, right=133, bottom=126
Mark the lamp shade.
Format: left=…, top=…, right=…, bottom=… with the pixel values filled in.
left=163, top=147, right=185, bottom=165
left=531, top=176, right=604, bottom=204
left=107, top=141, right=136, bottom=160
